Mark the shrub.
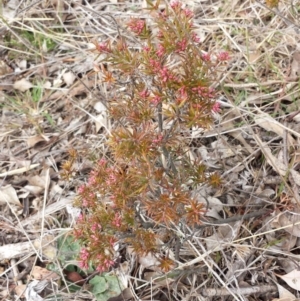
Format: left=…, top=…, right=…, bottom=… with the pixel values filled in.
left=64, top=0, right=229, bottom=273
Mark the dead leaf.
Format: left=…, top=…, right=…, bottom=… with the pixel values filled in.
left=278, top=211, right=300, bottom=237
left=23, top=185, right=43, bottom=195
left=33, top=235, right=57, bottom=260
left=0, top=60, right=13, bottom=76
left=210, top=139, right=235, bottom=159
left=205, top=222, right=241, bottom=251
left=94, top=101, right=107, bottom=113
left=13, top=78, right=33, bottom=92
left=248, top=50, right=261, bottom=63
left=290, top=51, right=300, bottom=78
left=197, top=195, right=223, bottom=219
left=27, top=135, right=47, bottom=148
left=24, top=280, right=49, bottom=301
left=274, top=283, right=297, bottom=300
left=139, top=252, right=160, bottom=269
left=32, top=266, right=60, bottom=281
left=254, top=134, right=287, bottom=176
left=115, top=261, right=130, bottom=288
left=63, top=71, right=76, bottom=86
left=14, top=284, right=27, bottom=298
left=17, top=60, right=27, bottom=70
left=266, top=229, right=297, bottom=251
left=21, top=196, right=74, bottom=227
left=104, top=288, right=133, bottom=301
left=28, top=175, right=50, bottom=189
left=255, top=112, right=295, bottom=146
left=0, top=185, right=22, bottom=206
left=290, top=169, right=300, bottom=187
left=66, top=203, right=81, bottom=220
left=277, top=269, right=300, bottom=291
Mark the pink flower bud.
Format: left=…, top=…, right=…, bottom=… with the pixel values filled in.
left=217, top=51, right=230, bottom=61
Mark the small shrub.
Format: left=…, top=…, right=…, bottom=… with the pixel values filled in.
left=64, top=0, right=229, bottom=273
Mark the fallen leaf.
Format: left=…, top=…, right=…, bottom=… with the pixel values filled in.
left=210, top=139, right=235, bottom=159
left=277, top=269, right=300, bottom=291
left=23, top=185, right=43, bottom=195
left=33, top=235, right=57, bottom=260
left=26, top=135, right=47, bottom=148
left=197, top=195, right=223, bottom=219
left=66, top=203, right=81, bottom=220
left=290, top=169, right=300, bottom=187
left=290, top=51, right=300, bottom=78
left=17, top=59, right=27, bottom=70
left=206, top=222, right=241, bottom=251
left=254, top=135, right=287, bottom=176
left=28, top=175, right=50, bottom=189
left=104, top=288, right=133, bottom=301
left=274, top=283, right=297, bottom=300
left=13, top=78, right=33, bottom=92
left=14, top=284, right=27, bottom=298
left=24, top=280, right=48, bottom=301
left=0, top=60, right=12, bottom=76
left=0, top=185, right=22, bottom=206
left=95, top=114, right=107, bottom=132
left=115, top=261, right=130, bottom=288
left=139, top=252, right=160, bottom=269
left=94, top=101, right=107, bottom=113
left=32, top=266, right=60, bottom=281
left=265, top=229, right=297, bottom=251
left=255, top=112, right=295, bottom=146
left=63, top=71, right=76, bottom=86
left=248, top=50, right=261, bottom=63
left=278, top=211, right=300, bottom=237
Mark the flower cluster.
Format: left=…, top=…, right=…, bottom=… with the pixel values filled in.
left=127, top=18, right=146, bottom=35
left=68, top=0, right=229, bottom=273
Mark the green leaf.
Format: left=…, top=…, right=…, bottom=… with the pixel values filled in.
left=57, top=234, right=81, bottom=265
left=90, top=276, right=108, bottom=294
left=89, top=275, right=124, bottom=301
left=104, top=275, right=123, bottom=296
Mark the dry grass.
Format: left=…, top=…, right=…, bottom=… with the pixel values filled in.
left=1, top=0, right=300, bottom=300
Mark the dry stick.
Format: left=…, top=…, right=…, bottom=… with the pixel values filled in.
left=200, top=285, right=277, bottom=297
left=11, top=258, right=23, bottom=286
left=179, top=210, right=271, bottom=258
left=0, top=164, right=40, bottom=178
left=40, top=169, right=50, bottom=254
left=198, top=209, right=271, bottom=227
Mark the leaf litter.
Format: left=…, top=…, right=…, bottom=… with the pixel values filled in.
left=1, top=0, right=300, bottom=300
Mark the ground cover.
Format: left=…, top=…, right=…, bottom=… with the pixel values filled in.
left=1, top=0, right=300, bottom=300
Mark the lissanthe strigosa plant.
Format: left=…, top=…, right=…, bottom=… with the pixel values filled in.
left=68, top=0, right=229, bottom=273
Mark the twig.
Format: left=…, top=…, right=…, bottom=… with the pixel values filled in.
left=199, top=209, right=271, bottom=227
left=200, top=284, right=277, bottom=297
left=0, top=164, right=40, bottom=177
